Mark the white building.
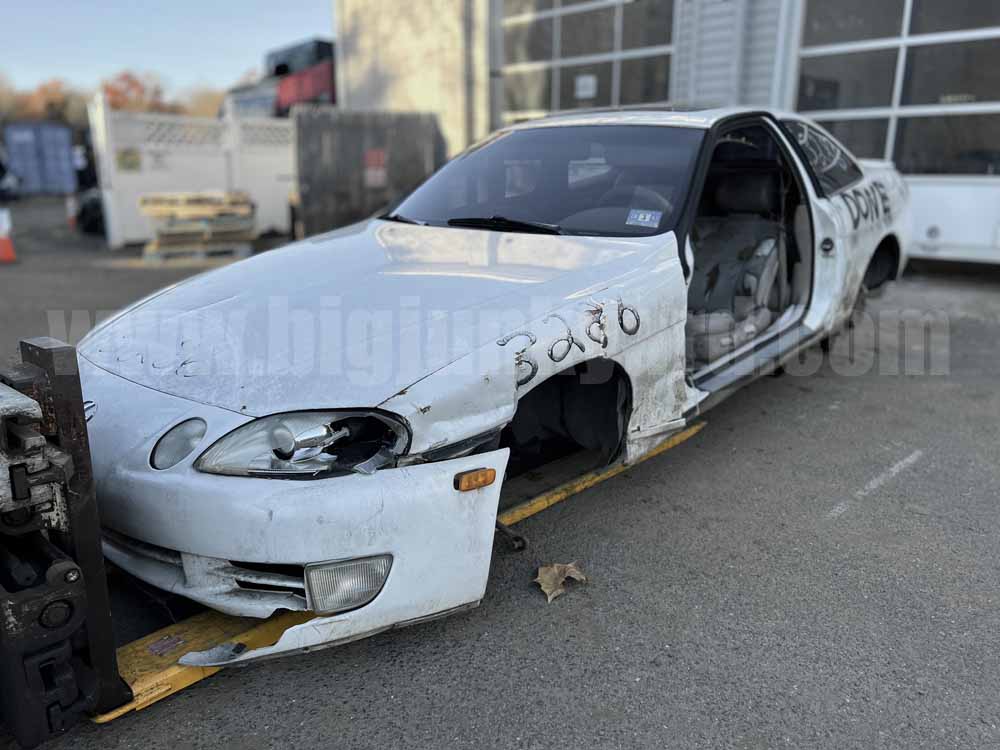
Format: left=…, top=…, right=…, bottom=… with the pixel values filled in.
left=335, top=0, right=1000, bottom=262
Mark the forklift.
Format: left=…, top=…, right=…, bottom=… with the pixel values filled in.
left=0, top=338, right=317, bottom=746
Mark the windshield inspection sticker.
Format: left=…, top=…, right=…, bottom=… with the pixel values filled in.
left=626, top=209, right=662, bottom=228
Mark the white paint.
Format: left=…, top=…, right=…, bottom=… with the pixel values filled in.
left=907, top=178, right=1000, bottom=264
left=827, top=450, right=924, bottom=519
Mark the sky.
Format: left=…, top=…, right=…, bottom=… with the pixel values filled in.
left=3, top=1, right=334, bottom=94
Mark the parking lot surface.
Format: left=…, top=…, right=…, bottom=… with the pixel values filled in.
left=2, top=199, right=999, bottom=749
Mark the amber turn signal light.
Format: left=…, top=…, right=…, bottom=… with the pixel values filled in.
left=453, top=467, right=496, bottom=492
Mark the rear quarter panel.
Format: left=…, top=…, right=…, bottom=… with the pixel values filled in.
left=831, top=160, right=909, bottom=323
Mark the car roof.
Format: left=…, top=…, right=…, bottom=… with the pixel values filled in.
left=505, top=105, right=801, bottom=132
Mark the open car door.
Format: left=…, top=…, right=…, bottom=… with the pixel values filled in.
left=180, top=448, right=510, bottom=666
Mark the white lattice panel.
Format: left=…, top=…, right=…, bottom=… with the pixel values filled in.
left=239, top=120, right=294, bottom=149
left=91, top=96, right=294, bottom=247
left=143, top=119, right=225, bottom=148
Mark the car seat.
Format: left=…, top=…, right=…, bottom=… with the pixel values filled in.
left=686, top=172, right=787, bottom=365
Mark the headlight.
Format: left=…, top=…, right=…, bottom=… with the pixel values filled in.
left=195, top=410, right=410, bottom=478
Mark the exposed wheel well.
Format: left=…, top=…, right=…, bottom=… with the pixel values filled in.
left=864, top=234, right=901, bottom=291
left=500, top=359, right=632, bottom=480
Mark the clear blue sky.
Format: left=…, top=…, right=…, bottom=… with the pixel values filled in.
left=4, top=1, right=334, bottom=94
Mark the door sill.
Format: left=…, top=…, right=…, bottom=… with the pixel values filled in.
left=691, top=323, right=818, bottom=405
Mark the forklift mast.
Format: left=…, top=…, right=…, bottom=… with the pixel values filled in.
left=0, top=338, right=131, bottom=747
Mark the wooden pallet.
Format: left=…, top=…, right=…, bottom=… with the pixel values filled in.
left=142, top=239, right=253, bottom=264
left=139, top=191, right=257, bottom=264
left=139, top=191, right=255, bottom=221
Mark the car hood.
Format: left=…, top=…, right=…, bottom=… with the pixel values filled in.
left=80, top=220, right=671, bottom=415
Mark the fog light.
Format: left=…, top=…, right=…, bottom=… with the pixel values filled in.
left=305, top=555, right=392, bottom=615
left=152, top=418, right=207, bottom=470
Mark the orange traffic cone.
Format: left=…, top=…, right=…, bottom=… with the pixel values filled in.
left=0, top=208, right=16, bottom=264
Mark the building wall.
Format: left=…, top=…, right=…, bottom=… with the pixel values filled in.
left=335, top=0, right=491, bottom=155
left=336, top=0, right=1000, bottom=177
left=335, top=0, right=1000, bottom=258
left=653, top=0, right=789, bottom=109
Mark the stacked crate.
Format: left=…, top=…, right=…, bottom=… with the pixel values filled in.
left=139, top=191, right=256, bottom=262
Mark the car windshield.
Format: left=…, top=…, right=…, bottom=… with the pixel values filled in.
left=390, top=124, right=705, bottom=237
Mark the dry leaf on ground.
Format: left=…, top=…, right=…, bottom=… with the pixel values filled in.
left=534, top=561, right=587, bottom=603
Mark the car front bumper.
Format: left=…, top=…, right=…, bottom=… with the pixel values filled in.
left=81, top=356, right=511, bottom=663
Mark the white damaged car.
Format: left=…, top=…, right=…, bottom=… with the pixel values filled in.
left=80, top=108, right=909, bottom=665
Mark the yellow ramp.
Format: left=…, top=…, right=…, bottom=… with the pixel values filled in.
left=94, top=610, right=313, bottom=723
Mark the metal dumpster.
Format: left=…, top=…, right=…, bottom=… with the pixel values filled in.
left=3, top=122, right=78, bottom=196
left=293, top=107, right=445, bottom=236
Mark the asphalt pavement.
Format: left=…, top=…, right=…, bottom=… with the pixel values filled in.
left=2, top=199, right=999, bottom=749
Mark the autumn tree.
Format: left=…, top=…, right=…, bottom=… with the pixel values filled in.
left=101, top=71, right=181, bottom=113
left=0, top=77, right=90, bottom=130
left=0, top=73, right=18, bottom=123
left=235, top=68, right=261, bottom=87
left=183, top=87, right=226, bottom=118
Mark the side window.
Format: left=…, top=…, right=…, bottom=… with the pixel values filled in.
left=782, top=120, right=863, bottom=195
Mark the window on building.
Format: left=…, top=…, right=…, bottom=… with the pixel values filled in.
left=500, top=0, right=675, bottom=117
left=503, top=0, right=553, bottom=16
left=559, top=62, right=613, bottom=109
left=560, top=7, right=616, bottom=58
left=505, top=18, right=554, bottom=64
left=619, top=55, right=671, bottom=105
left=812, top=119, right=889, bottom=160
left=504, top=69, right=552, bottom=112
left=783, top=120, right=864, bottom=194
left=909, top=0, right=1000, bottom=34
left=621, top=0, right=674, bottom=50
left=902, top=40, right=1000, bottom=106
left=894, top=114, right=1000, bottom=175
left=797, top=49, right=897, bottom=110
left=796, top=0, right=1000, bottom=178
left=802, top=0, right=904, bottom=46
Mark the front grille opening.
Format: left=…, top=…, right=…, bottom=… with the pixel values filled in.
left=104, top=529, right=182, bottom=566
left=233, top=581, right=304, bottom=595
left=229, top=560, right=305, bottom=595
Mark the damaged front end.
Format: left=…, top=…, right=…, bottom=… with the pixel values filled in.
left=175, top=447, right=511, bottom=666
left=79, top=351, right=513, bottom=663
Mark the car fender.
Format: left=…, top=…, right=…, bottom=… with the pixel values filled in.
left=382, top=232, right=692, bottom=461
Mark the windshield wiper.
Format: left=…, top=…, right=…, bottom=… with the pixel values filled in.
left=380, top=213, right=424, bottom=225
left=447, top=215, right=563, bottom=235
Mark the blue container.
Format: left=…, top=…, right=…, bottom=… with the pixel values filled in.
left=3, top=122, right=78, bottom=195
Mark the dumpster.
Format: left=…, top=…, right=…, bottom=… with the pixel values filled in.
left=3, top=122, right=78, bottom=195
left=293, top=107, right=445, bottom=236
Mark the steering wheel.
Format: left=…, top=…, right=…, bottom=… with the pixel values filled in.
left=597, top=185, right=672, bottom=215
